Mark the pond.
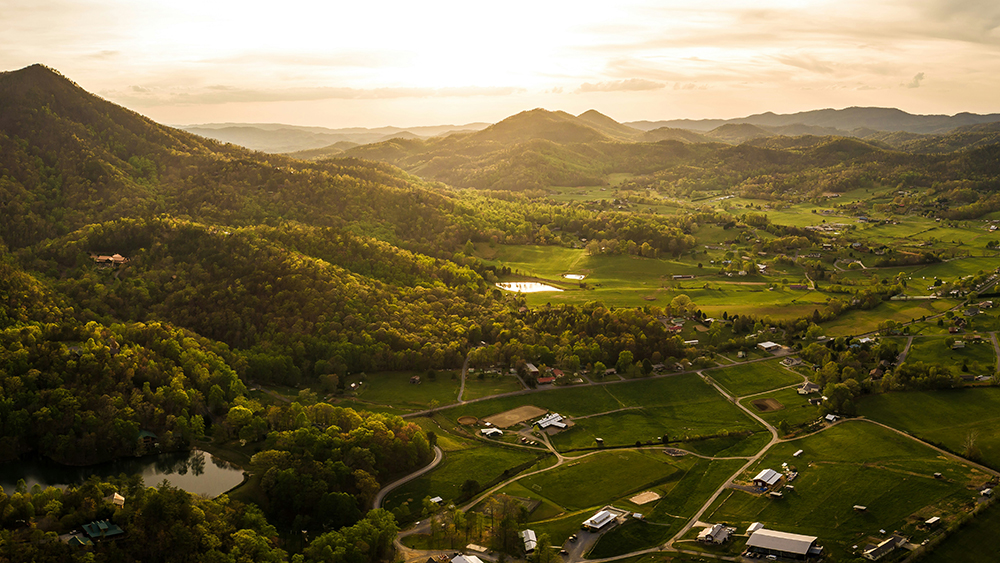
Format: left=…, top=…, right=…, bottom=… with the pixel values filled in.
left=496, top=282, right=563, bottom=293
left=0, top=449, right=245, bottom=498
left=562, top=274, right=586, bottom=280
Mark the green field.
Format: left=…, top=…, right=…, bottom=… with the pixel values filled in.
left=918, top=501, right=1000, bottom=563
left=703, top=422, right=989, bottom=560
left=345, top=371, right=460, bottom=413
left=739, top=387, right=822, bottom=431
left=461, top=373, right=524, bottom=400
left=859, top=387, right=1000, bottom=470
left=905, top=336, right=997, bottom=374
left=823, top=298, right=953, bottom=337
left=707, top=359, right=804, bottom=397
left=383, top=444, right=545, bottom=512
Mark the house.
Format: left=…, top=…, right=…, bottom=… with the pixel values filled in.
left=522, top=529, right=537, bottom=553
left=757, top=341, right=781, bottom=353
left=524, top=363, right=540, bottom=376
left=825, top=414, right=840, bottom=423
left=583, top=510, right=616, bottom=531
left=107, top=492, right=125, bottom=508
left=745, top=528, right=822, bottom=560
left=536, top=376, right=556, bottom=385
left=863, top=536, right=905, bottom=561
left=808, top=397, right=823, bottom=406
left=697, top=523, right=731, bottom=544
left=430, top=496, right=444, bottom=504
left=535, top=413, right=566, bottom=429
left=480, top=428, right=503, bottom=439
left=948, top=326, right=961, bottom=334
left=68, top=535, right=94, bottom=547
left=983, top=488, right=994, bottom=497
left=82, top=520, right=125, bottom=540
left=138, top=430, right=157, bottom=447
left=737, top=350, right=746, bottom=358
left=753, top=468, right=782, bottom=488
left=869, top=368, right=884, bottom=379
left=452, top=555, right=485, bottom=563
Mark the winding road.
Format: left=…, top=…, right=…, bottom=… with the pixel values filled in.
left=374, top=446, right=443, bottom=510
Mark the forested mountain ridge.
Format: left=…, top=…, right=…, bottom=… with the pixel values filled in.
left=0, top=64, right=469, bottom=255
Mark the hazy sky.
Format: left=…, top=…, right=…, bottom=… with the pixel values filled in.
left=3, top=0, right=999, bottom=128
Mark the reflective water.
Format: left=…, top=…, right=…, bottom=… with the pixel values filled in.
left=496, top=282, right=563, bottom=293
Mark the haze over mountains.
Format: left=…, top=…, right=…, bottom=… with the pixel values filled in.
left=182, top=106, right=1000, bottom=155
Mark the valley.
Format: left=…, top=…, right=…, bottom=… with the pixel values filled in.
left=2, top=64, right=1000, bottom=563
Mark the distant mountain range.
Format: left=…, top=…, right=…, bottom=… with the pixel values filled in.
left=179, top=121, right=489, bottom=154
left=625, top=107, right=1000, bottom=134
left=183, top=107, right=1000, bottom=155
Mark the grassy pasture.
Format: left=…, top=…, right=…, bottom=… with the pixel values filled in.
left=738, top=387, right=822, bottom=431
left=517, top=450, right=681, bottom=512
left=918, top=501, right=1000, bottom=563
left=707, top=359, right=804, bottom=397
left=905, top=336, right=997, bottom=374
left=461, top=373, right=523, bottom=400
left=704, top=422, right=988, bottom=560
left=858, top=387, right=1000, bottom=470
left=823, top=298, right=952, bottom=336
left=345, top=371, right=460, bottom=412
left=383, top=444, right=543, bottom=512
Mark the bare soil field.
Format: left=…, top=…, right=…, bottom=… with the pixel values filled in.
left=752, top=398, right=784, bottom=412
left=629, top=491, right=661, bottom=505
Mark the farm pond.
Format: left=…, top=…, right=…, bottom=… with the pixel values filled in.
left=496, top=282, right=563, bottom=293
left=0, top=449, right=244, bottom=497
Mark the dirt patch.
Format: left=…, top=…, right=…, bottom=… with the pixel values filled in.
left=752, top=398, right=784, bottom=412
left=629, top=491, right=661, bottom=505
left=694, top=325, right=709, bottom=332
left=457, top=416, right=479, bottom=426
left=482, top=405, right=548, bottom=428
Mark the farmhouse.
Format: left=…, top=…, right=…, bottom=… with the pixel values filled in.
left=697, top=523, right=731, bottom=544
left=745, top=528, right=822, bottom=560
left=521, top=529, right=537, bottom=552
left=535, top=413, right=567, bottom=429
left=753, top=468, right=782, bottom=488
left=757, top=341, right=781, bottom=353
left=583, top=510, right=616, bottom=531
left=863, top=535, right=905, bottom=561
left=536, top=376, right=556, bottom=385
left=798, top=382, right=821, bottom=395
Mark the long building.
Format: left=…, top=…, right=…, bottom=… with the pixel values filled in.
left=745, top=528, right=822, bottom=560
left=582, top=510, right=615, bottom=531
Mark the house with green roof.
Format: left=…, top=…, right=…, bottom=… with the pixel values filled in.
left=82, top=519, right=124, bottom=540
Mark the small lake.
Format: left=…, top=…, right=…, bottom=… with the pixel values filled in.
left=562, top=274, right=586, bottom=280
left=0, top=449, right=245, bottom=498
left=496, top=282, right=563, bottom=293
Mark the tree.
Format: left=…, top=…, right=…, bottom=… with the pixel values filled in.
left=461, top=479, right=480, bottom=499
left=616, top=351, right=634, bottom=375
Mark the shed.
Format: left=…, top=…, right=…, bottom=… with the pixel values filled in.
left=925, top=516, right=941, bottom=527
left=110, top=492, right=125, bottom=508
left=863, top=535, right=904, bottom=561
left=429, top=496, right=443, bottom=504
left=524, top=363, right=540, bottom=375
left=825, top=414, right=840, bottom=423
left=753, top=468, right=782, bottom=488
left=757, top=341, right=781, bottom=353
left=793, top=450, right=804, bottom=458
left=853, top=505, right=867, bottom=511
left=747, top=522, right=764, bottom=534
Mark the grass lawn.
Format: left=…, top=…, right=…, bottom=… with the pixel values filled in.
left=383, top=444, right=545, bottom=512
left=588, top=519, right=676, bottom=558
left=461, top=374, right=523, bottom=400
left=823, top=298, right=953, bottom=337
left=346, top=371, right=460, bottom=412
left=859, top=387, right=1000, bottom=470
left=707, top=359, right=804, bottom=397
left=677, top=431, right=772, bottom=458
left=518, top=450, right=682, bottom=512
left=703, top=421, right=990, bottom=560
left=905, top=336, right=997, bottom=375
left=739, top=387, right=822, bottom=432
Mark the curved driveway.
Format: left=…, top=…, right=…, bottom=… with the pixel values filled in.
left=374, top=446, right=443, bottom=509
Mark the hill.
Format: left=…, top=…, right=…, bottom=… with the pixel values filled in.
left=627, top=106, right=1000, bottom=134
left=0, top=64, right=465, bottom=253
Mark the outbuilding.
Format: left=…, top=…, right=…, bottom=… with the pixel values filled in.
left=753, top=468, right=782, bottom=488
left=583, top=510, right=616, bottom=531
left=757, top=341, right=781, bottom=353
left=745, top=528, right=822, bottom=560
left=522, top=529, right=537, bottom=553
left=863, top=535, right=905, bottom=561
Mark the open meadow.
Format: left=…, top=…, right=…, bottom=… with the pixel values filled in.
left=703, top=421, right=989, bottom=560
left=707, top=359, right=804, bottom=397
left=859, top=388, right=1000, bottom=470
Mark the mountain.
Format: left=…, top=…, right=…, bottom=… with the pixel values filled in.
left=575, top=109, right=645, bottom=142
left=465, top=108, right=615, bottom=145
left=180, top=121, right=489, bottom=153
left=703, top=123, right=774, bottom=143
left=0, top=64, right=463, bottom=252
left=627, top=107, right=1000, bottom=135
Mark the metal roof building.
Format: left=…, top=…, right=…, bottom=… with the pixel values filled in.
left=583, top=510, right=615, bottom=531
left=452, top=555, right=485, bottom=563
left=521, top=530, right=537, bottom=552
left=753, top=468, right=782, bottom=487
left=535, top=413, right=567, bottom=429
left=746, top=529, right=821, bottom=560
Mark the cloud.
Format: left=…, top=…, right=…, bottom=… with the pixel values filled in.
left=774, top=55, right=836, bottom=74
left=575, top=78, right=665, bottom=93
left=104, top=84, right=527, bottom=106
left=906, top=72, right=926, bottom=88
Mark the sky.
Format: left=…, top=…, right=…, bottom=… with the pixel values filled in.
left=3, top=0, right=999, bottom=128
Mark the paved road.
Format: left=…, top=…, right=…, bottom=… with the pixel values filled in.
left=374, top=446, right=443, bottom=509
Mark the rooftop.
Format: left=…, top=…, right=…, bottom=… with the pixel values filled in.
left=746, top=528, right=818, bottom=555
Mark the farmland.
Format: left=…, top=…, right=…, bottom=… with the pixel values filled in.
left=708, top=359, right=804, bottom=397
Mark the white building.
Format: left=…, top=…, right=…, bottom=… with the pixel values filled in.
left=583, top=510, right=615, bottom=531
left=521, top=529, right=537, bottom=552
